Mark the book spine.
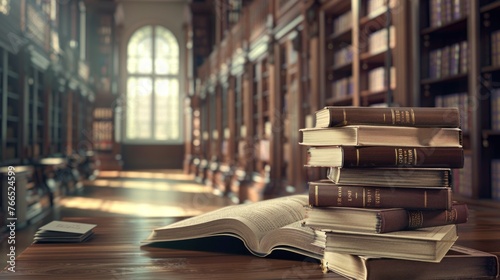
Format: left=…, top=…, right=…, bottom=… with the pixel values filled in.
left=342, top=146, right=464, bottom=168
left=326, top=107, right=460, bottom=127
left=378, top=204, right=468, bottom=233
left=309, top=183, right=452, bottom=210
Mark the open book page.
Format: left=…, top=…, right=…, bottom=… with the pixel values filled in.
left=260, top=220, right=325, bottom=259
left=143, top=195, right=309, bottom=256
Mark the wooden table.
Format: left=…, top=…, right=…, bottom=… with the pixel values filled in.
left=1, top=205, right=500, bottom=279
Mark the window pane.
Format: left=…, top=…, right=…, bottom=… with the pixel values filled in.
left=126, top=25, right=181, bottom=142
left=127, top=77, right=152, bottom=139
left=155, top=26, right=179, bottom=74
left=155, top=79, right=179, bottom=140
left=127, top=26, right=153, bottom=74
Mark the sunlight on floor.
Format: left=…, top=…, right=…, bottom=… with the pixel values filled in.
left=89, top=179, right=213, bottom=193
left=98, top=170, right=195, bottom=181
left=58, top=196, right=215, bottom=217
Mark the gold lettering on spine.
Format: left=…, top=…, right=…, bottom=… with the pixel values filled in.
left=424, top=191, right=428, bottom=208
left=446, top=208, right=458, bottom=222
left=413, top=148, right=417, bottom=165
left=391, top=109, right=395, bottom=124
left=411, top=108, right=415, bottom=125
left=408, top=211, right=424, bottom=228
left=356, top=149, right=360, bottom=166
left=363, top=188, right=366, bottom=207
left=315, top=185, right=319, bottom=206
left=337, top=186, right=343, bottom=206
left=394, top=148, right=398, bottom=165
left=374, top=189, right=381, bottom=206
left=343, top=109, right=347, bottom=125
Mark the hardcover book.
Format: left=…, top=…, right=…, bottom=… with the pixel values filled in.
left=314, top=106, right=460, bottom=128
left=142, top=195, right=324, bottom=260
left=323, top=224, right=458, bottom=263
left=299, top=126, right=462, bottom=147
left=306, top=146, right=464, bottom=168
left=326, top=167, right=453, bottom=188
left=309, top=180, right=453, bottom=210
left=323, top=245, right=499, bottom=280
left=304, top=202, right=468, bottom=233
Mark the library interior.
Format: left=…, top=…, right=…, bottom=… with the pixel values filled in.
left=0, top=0, right=500, bottom=279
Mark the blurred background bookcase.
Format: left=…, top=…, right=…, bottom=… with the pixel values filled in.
left=183, top=0, right=500, bottom=205
left=416, top=0, right=500, bottom=202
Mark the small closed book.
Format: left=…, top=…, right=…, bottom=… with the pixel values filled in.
left=34, top=221, right=96, bottom=243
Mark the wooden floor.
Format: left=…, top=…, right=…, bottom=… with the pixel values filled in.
left=1, top=169, right=500, bottom=278
left=0, top=169, right=233, bottom=265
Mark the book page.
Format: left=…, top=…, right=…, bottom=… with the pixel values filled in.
left=147, top=195, right=309, bottom=253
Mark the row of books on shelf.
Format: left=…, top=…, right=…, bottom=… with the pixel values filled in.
left=94, top=108, right=113, bottom=119
left=368, top=25, right=395, bottom=55
left=429, top=0, right=470, bottom=28
left=492, top=30, right=500, bottom=67
left=330, top=76, right=353, bottom=99
left=434, top=92, right=470, bottom=133
left=367, top=0, right=397, bottom=17
left=333, top=45, right=353, bottom=67
left=144, top=106, right=498, bottom=279
left=428, top=41, right=468, bottom=80
left=452, top=153, right=472, bottom=197
left=492, top=89, right=500, bottom=131
left=368, top=66, right=395, bottom=92
left=332, top=10, right=352, bottom=36
left=493, top=159, right=500, bottom=200
left=93, top=122, right=113, bottom=141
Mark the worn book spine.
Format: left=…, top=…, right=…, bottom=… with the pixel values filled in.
left=378, top=203, right=469, bottom=233
left=342, top=146, right=464, bottom=168
left=322, top=107, right=460, bottom=127
left=309, top=182, right=453, bottom=210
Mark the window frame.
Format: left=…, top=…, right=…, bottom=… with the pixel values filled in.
left=124, top=25, right=182, bottom=144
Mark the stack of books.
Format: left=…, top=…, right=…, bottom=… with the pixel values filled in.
left=300, top=106, right=498, bottom=279
left=34, top=220, right=96, bottom=243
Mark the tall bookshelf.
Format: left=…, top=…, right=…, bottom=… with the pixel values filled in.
left=321, top=0, right=354, bottom=106
left=4, top=51, right=22, bottom=164
left=319, top=0, right=405, bottom=108
left=417, top=0, right=500, bottom=203
left=479, top=0, right=500, bottom=201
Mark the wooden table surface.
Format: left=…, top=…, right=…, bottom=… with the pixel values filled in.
left=1, top=206, right=499, bottom=280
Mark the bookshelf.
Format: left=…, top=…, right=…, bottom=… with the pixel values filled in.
left=321, top=0, right=354, bottom=106
left=419, top=0, right=473, bottom=197
left=93, top=108, right=113, bottom=152
left=26, top=66, right=47, bottom=160
left=417, top=0, right=500, bottom=203
left=4, top=51, right=21, bottom=164
left=479, top=0, right=500, bottom=202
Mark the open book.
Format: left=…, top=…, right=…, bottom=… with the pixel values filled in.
left=142, top=195, right=324, bottom=259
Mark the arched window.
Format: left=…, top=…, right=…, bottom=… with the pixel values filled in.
left=126, top=25, right=180, bottom=142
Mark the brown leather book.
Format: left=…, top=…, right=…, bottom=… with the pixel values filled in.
left=315, top=106, right=460, bottom=128
left=307, top=146, right=464, bottom=168
left=309, top=180, right=453, bottom=210
left=304, top=203, right=469, bottom=234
